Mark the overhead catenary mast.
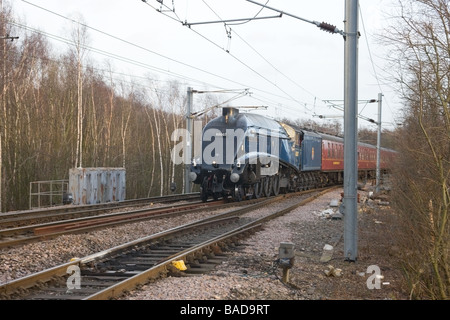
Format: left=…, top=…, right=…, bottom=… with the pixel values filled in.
left=343, top=0, right=359, bottom=261
left=148, top=0, right=360, bottom=261
left=243, top=0, right=360, bottom=262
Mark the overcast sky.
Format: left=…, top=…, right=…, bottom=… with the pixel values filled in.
left=9, top=0, right=403, bottom=130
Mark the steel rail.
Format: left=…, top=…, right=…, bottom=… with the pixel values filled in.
left=86, top=187, right=334, bottom=300
left=0, top=199, right=227, bottom=248
left=0, top=187, right=315, bottom=247
left=0, top=216, right=241, bottom=299
left=86, top=224, right=262, bottom=300
left=0, top=193, right=200, bottom=227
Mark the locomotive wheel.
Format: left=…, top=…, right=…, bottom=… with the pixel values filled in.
left=263, top=177, right=272, bottom=197
left=200, top=178, right=209, bottom=202
left=280, top=180, right=290, bottom=194
left=233, top=185, right=245, bottom=202
left=253, top=181, right=263, bottom=199
left=299, top=174, right=307, bottom=191
left=245, top=185, right=254, bottom=200
left=244, top=186, right=252, bottom=200
left=247, top=181, right=262, bottom=199
left=272, top=175, right=280, bottom=196
left=200, top=188, right=208, bottom=202
left=307, top=173, right=313, bottom=189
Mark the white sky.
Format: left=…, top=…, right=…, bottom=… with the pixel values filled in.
left=8, top=0, right=403, bottom=130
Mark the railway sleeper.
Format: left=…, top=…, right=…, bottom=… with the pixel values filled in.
left=76, top=276, right=122, bottom=285
left=183, top=244, right=243, bottom=275
left=28, top=294, right=90, bottom=300
left=184, top=254, right=228, bottom=274
left=185, top=264, right=220, bottom=274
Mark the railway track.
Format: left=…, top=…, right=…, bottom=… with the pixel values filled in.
left=0, top=187, right=334, bottom=300
left=0, top=198, right=233, bottom=248
left=0, top=193, right=200, bottom=229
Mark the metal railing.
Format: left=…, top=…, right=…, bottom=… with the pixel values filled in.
left=29, top=180, right=70, bottom=209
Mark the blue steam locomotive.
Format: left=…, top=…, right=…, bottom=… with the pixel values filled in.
left=189, top=107, right=395, bottom=202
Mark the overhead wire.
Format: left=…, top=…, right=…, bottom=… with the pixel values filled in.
left=18, top=0, right=347, bottom=123
left=204, top=0, right=318, bottom=100
left=231, top=30, right=319, bottom=104
left=0, top=32, right=159, bottom=87
left=145, top=0, right=314, bottom=112
left=222, top=0, right=267, bottom=26
left=20, top=0, right=313, bottom=112
left=186, top=26, right=306, bottom=107
left=191, top=0, right=326, bottom=115
left=241, top=2, right=399, bottom=128
left=9, top=20, right=222, bottom=89
left=358, top=3, right=397, bottom=127
left=19, top=0, right=251, bottom=92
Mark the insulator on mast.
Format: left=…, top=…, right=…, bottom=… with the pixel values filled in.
left=318, top=22, right=337, bottom=33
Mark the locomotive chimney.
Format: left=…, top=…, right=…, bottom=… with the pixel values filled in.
left=222, top=107, right=239, bottom=117
left=223, top=107, right=239, bottom=123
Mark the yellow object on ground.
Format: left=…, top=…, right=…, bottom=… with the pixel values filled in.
left=172, top=260, right=187, bottom=271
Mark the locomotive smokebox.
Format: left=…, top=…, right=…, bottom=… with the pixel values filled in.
left=222, top=107, right=239, bottom=117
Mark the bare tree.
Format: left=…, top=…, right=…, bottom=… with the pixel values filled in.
left=121, top=86, right=133, bottom=168
left=69, top=15, right=89, bottom=168
left=144, top=102, right=156, bottom=197
left=0, top=0, right=8, bottom=212
left=0, top=4, right=207, bottom=210
left=383, top=0, right=449, bottom=299
left=153, top=100, right=164, bottom=196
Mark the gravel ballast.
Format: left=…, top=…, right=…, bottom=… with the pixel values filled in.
left=123, top=186, right=408, bottom=300
left=0, top=186, right=408, bottom=300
